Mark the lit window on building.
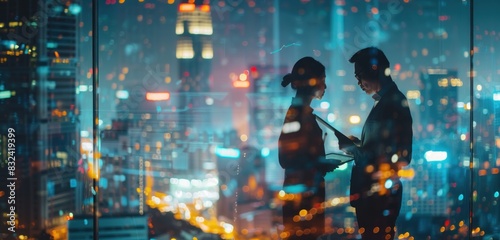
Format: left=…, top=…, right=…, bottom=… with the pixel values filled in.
left=176, top=39, right=194, bottom=59
left=202, top=41, right=213, bottom=59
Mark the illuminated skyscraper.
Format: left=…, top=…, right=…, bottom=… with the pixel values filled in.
left=175, top=0, right=213, bottom=131
left=0, top=0, right=81, bottom=238
left=174, top=0, right=215, bottom=183
left=399, top=69, right=463, bottom=236
left=419, top=69, right=461, bottom=139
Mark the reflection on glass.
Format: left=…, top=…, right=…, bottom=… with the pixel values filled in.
left=1, top=0, right=499, bottom=239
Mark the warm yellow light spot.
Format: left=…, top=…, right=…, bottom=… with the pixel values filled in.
left=240, top=134, right=248, bottom=142
left=146, top=92, right=170, bottom=101
left=278, top=190, right=286, bottom=198
left=461, top=101, right=471, bottom=110
left=460, top=134, right=467, bottom=141
left=308, top=78, right=317, bottom=86
left=440, top=98, right=448, bottom=105
left=179, top=3, right=195, bottom=12
left=200, top=5, right=210, bottom=12
left=299, top=209, right=307, bottom=217
left=239, top=73, right=247, bottom=81
left=349, top=115, right=361, bottom=124
left=233, top=80, right=250, bottom=88
left=398, top=168, right=415, bottom=179
left=365, top=165, right=374, bottom=173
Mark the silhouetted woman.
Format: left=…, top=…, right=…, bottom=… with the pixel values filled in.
left=278, top=56, right=335, bottom=240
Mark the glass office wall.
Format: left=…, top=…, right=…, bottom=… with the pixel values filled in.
left=1, top=0, right=499, bottom=239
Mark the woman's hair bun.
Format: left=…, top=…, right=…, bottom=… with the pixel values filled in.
left=281, top=73, right=293, bottom=87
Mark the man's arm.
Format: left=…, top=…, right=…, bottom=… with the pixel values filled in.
left=393, top=99, right=413, bottom=168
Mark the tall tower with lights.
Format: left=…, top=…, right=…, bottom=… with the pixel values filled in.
left=174, top=0, right=214, bottom=180
left=419, top=69, right=461, bottom=139
left=175, top=0, right=213, bottom=131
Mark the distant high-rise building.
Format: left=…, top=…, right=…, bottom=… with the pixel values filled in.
left=494, top=91, right=500, bottom=163
left=0, top=0, right=81, bottom=237
left=419, top=69, right=461, bottom=139
left=400, top=69, right=463, bottom=225
left=248, top=64, right=289, bottom=146
left=175, top=0, right=213, bottom=131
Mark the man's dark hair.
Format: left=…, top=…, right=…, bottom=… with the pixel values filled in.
left=349, top=47, right=390, bottom=80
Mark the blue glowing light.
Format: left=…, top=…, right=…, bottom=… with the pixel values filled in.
left=417, top=190, right=423, bottom=197
left=415, top=98, right=421, bottom=105
left=70, top=179, right=77, bottom=188
left=458, top=194, right=464, bottom=201
left=283, top=184, right=307, bottom=194
left=261, top=147, right=270, bottom=157
left=0, top=91, right=12, bottom=99
left=116, top=90, right=129, bottom=99
left=320, top=101, right=330, bottom=109
left=121, top=196, right=128, bottom=206
left=494, top=191, right=499, bottom=198
left=215, top=147, right=240, bottom=158
left=424, top=150, right=448, bottom=162
left=99, top=178, right=108, bottom=189
left=493, top=93, right=500, bottom=101
left=385, top=179, right=393, bottom=189
left=47, top=42, right=58, bottom=48
left=437, top=189, right=444, bottom=196
left=383, top=210, right=390, bottom=216
left=69, top=4, right=82, bottom=15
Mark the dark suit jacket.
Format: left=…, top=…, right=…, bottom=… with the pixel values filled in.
left=350, top=81, right=413, bottom=208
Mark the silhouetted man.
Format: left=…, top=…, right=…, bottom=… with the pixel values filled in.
left=338, top=47, right=413, bottom=240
